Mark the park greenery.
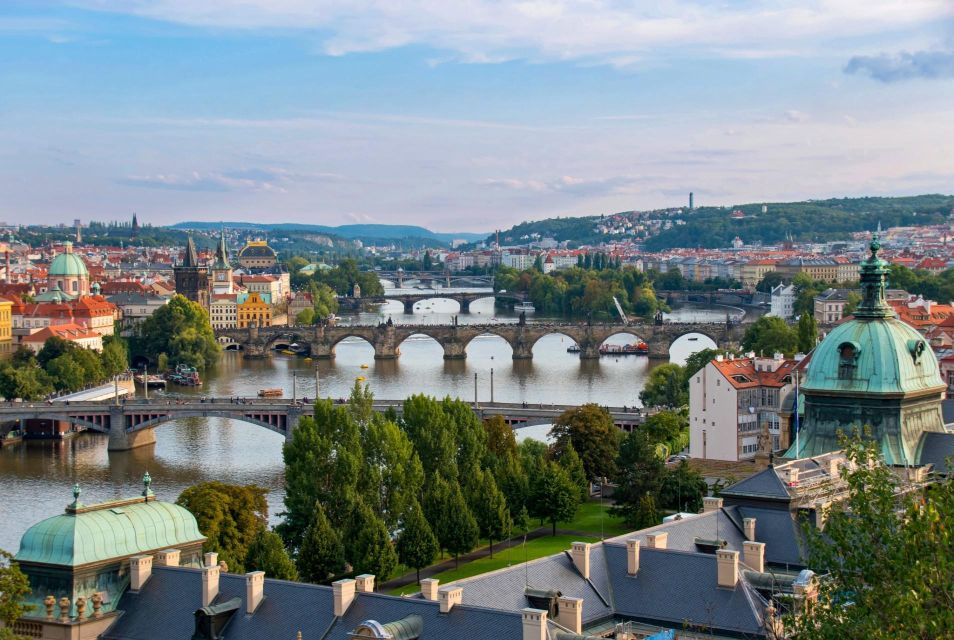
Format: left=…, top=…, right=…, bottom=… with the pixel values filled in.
left=294, top=282, right=340, bottom=324
left=741, top=316, right=800, bottom=357
left=0, top=549, right=31, bottom=640
left=639, top=347, right=728, bottom=410
left=784, top=438, right=954, bottom=639
left=494, top=263, right=667, bottom=320
left=888, top=263, right=954, bottom=305
left=288, top=257, right=384, bottom=297
left=136, top=294, right=220, bottom=369
left=0, top=336, right=129, bottom=401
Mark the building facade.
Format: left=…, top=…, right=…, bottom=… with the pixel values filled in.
left=237, top=239, right=277, bottom=270
left=769, top=283, right=796, bottom=320
left=173, top=237, right=209, bottom=307
left=237, top=292, right=271, bottom=328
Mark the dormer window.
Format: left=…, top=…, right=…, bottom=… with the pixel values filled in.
left=838, top=342, right=859, bottom=379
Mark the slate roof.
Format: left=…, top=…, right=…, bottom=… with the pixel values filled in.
left=724, top=505, right=806, bottom=568
left=604, top=544, right=767, bottom=637
left=103, top=567, right=523, bottom=640
left=916, top=430, right=954, bottom=475
left=606, top=510, right=747, bottom=555
left=719, top=468, right=791, bottom=501
left=451, top=544, right=614, bottom=624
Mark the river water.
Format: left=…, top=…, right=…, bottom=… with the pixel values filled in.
left=0, top=295, right=741, bottom=552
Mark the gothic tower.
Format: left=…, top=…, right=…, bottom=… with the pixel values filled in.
left=174, top=236, right=210, bottom=307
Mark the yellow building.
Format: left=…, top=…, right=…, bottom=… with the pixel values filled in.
left=237, top=292, right=272, bottom=328
left=0, top=297, right=11, bottom=341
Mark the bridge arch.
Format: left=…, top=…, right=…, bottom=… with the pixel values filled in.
left=124, top=412, right=291, bottom=437
left=529, top=330, right=580, bottom=353
left=397, top=332, right=446, bottom=355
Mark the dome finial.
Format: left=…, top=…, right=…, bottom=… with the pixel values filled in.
left=69, top=483, right=84, bottom=511
left=142, top=471, right=154, bottom=498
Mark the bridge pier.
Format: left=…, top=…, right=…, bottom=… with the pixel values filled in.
left=512, top=342, right=533, bottom=360
left=107, top=408, right=156, bottom=451
left=441, top=340, right=467, bottom=360
left=310, top=342, right=336, bottom=359
left=459, top=298, right=471, bottom=314
left=578, top=343, right=601, bottom=360
left=403, top=299, right=415, bottom=314
left=648, top=342, right=670, bottom=359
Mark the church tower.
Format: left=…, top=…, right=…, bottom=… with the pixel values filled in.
left=211, top=232, right=233, bottom=295
left=174, top=236, right=210, bottom=307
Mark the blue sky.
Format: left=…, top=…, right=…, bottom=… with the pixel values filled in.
left=1, top=1, right=953, bottom=232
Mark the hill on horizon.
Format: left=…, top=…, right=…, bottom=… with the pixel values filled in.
left=169, top=221, right=486, bottom=244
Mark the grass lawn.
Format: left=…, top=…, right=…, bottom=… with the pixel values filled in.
left=556, top=500, right=631, bottom=537
left=390, top=534, right=599, bottom=596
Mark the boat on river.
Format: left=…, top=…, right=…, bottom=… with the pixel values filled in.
left=134, top=374, right=167, bottom=389
left=258, top=388, right=283, bottom=398
left=566, top=341, right=649, bottom=356
left=166, top=364, right=202, bottom=387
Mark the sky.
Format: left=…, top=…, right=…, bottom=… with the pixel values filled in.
left=1, top=1, right=953, bottom=233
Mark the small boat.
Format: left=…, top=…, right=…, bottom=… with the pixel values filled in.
left=356, top=376, right=366, bottom=382
left=134, top=374, right=168, bottom=389
left=514, top=301, right=536, bottom=313
left=165, top=364, right=202, bottom=387
left=688, top=337, right=699, bottom=342
left=567, top=345, right=581, bottom=353
left=258, top=388, right=283, bottom=398
left=360, top=364, right=369, bottom=369
left=281, top=349, right=295, bottom=356
left=303, top=357, right=313, bottom=362
left=599, top=341, right=649, bottom=356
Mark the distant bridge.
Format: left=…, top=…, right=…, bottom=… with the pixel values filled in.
left=216, top=320, right=744, bottom=360
left=374, top=271, right=495, bottom=288
left=342, top=290, right=527, bottom=314
left=0, top=398, right=651, bottom=451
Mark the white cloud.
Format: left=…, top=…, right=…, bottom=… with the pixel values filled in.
left=116, top=166, right=330, bottom=192
left=69, top=0, right=954, bottom=64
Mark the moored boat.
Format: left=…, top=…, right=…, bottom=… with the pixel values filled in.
left=258, top=388, right=283, bottom=398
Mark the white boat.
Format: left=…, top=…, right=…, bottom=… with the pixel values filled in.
left=514, top=301, right=536, bottom=313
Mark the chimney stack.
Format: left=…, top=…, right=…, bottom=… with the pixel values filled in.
left=570, top=542, right=591, bottom=579
left=156, top=549, right=180, bottom=567
left=626, top=539, right=640, bottom=576
left=828, top=458, right=841, bottom=480
left=646, top=532, right=668, bottom=550
left=246, top=571, right=265, bottom=615
left=439, top=586, right=463, bottom=614
left=716, top=550, right=739, bottom=588
left=743, top=517, right=757, bottom=542
left=202, top=565, right=220, bottom=607
left=129, top=555, right=153, bottom=591
left=743, top=541, right=765, bottom=573
left=420, top=578, right=440, bottom=601
left=780, top=466, right=799, bottom=485
left=813, top=501, right=829, bottom=530
left=355, top=574, right=375, bottom=593
left=703, top=496, right=723, bottom=513
left=557, top=597, right=583, bottom=634
left=204, top=552, right=218, bottom=568
left=521, top=608, right=547, bottom=640
left=332, top=579, right=356, bottom=617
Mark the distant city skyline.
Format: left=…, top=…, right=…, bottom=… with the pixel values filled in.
left=1, top=1, right=953, bottom=232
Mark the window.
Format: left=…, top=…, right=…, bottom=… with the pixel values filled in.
left=838, top=342, right=858, bottom=379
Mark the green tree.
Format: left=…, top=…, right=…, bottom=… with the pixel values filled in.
left=441, top=482, right=480, bottom=567
left=549, top=403, right=619, bottom=481
left=558, top=443, right=590, bottom=503
left=842, top=290, right=862, bottom=316
left=528, top=461, right=580, bottom=535
left=346, top=497, right=399, bottom=581
left=797, top=312, right=818, bottom=353
left=307, top=282, right=340, bottom=318
left=683, top=348, right=721, bottom=380
left=658, top=461, right=707, bottom=513
left=639, top=363, right=689, bottom=408
left=396, top=499, right=439, bottom=583
left=245, top=529, right=298, bottom=581
left=642, top=410, right=689, bottom=459
left=631, top=493, right=659, bottom=530
left=46, top=354, right=87, bottom=391
left=138, top=295, right=221, bottom=368
left=611, top=430, right=665, bottom=528
left=176, top=482, right=268, bottom=573
left=295, top=308, right=316, bottom=325
left=741, top=315, right=799, bottom=357
left=785, top=439, right=954, bottom=639
left=100, top=336, right=129, bottom=377
left=0, top=364, right=53, bottom=401
left=756, top=271, right=785, bottom=293
left=37, top=336, right=72, bottom=368
left=483, top=415, right=517, bottom=466
left=0, top=549, right=31, bottom=640
left=297, top=503, right=345, bottom=584
left=468, top=469, right=512, bottom=558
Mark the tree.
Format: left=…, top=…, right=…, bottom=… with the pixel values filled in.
left=138, top=295, right=220, bottom=368
left=842, top=290, right=862, bottom=317
left=642, top=410, right=689, bottom=459
left=37, top=336, right=72, bottom=368
left=46, top=354, right=87, bottom=391
left=631, top=494, right=659, bottom=530
left=550, top=404, right=619, bottom=481
left=558, top=444, right=590, bottom=503
left=741, top=316, right=799, bottom=357
left=440, top=483, right=480, bottom=567
left=395, top=499, right=439, bottom=583
left=245, top=529, right=298, bottom=581
left=297, top=503, right=345, bottom=584
left=0, top=364, right=52, bottom=401
left=468, top=469, right=512, bottom=558
left=483, top=415, right=517, bottom=465
left=176, top=482, right=268, bottom=574
left=756, top=271, right=785, bottom=293
left=784, top=439, right=954, bottom=639
left=346, top=497, right=399, bottom=581
left=528, top=462, right=580, bottom=535
left=683, top=348, right=721, bottom=381
left=611, top=430, right=665, bottom=528
left=100, top=336, right=129, bottom=377
left=295, top=308, right=316, bottom=325
left=0, top=549, right=30, bottom=640
left=658, top=461, right=707, bottom=513
left=422, top=251, right=433, bottom=271
left=639, top=363, right=689, bottom=409
left=797, top=312, right=818, bottom=353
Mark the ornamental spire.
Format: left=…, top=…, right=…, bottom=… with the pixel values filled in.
left=854, top=233, right=892, bottom=319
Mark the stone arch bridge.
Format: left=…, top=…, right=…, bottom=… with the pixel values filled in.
left=216, top=320, right=744, bottom=360
left=341, top=290, right=527, bottom=314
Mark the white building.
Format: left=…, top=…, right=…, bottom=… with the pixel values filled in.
left=689, top=353, right=797, bottom=462
left=209, top=295, right=238, bottom=330
left=769, top=283, right=796, bottom=320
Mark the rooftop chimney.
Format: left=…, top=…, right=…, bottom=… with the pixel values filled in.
left=156, top=549, right=180, bottom=567
left=202, top=565, right=220, bottom=607
left=703, top=496, right=723, bottom=513
left=743, top=517, right=757, bottom=542
left=204, top=552, right=218, bottom=568
left=780, top=466, right=800, bottom=485
left=557, top=596, right=583, bottom=634
left=246, top=571, right=265, bottom=615
left=355, top=574, right=375, bottom=593
left=646, top=532, right=668, bottom=550
left=716, top=550, right=739, bottom=589
left=420, top=578, right=440, bottom=601
left=743, top=541, right=765, bottom=573
left=439, top=586, right=463, bottom=613
left=570, top=542, right=591, bottom=579
left=813, top=501, right=829, bottom=530
left=626, top=539, right=640, bottom=576
left=129, top=555, right=152, bottom=591
left=828, top=458, right=841, bottom=480
left=521, top=608, right=547, bottom=640
left=332, top=579, right=356, bottom=617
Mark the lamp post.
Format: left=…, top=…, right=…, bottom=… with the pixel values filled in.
left=292, top=371, right=296, bottom=403
left=315, top=366, right=320, bottom=398
left=474, top=372, right=478, bottom=408
left=143, top=365, right=148, bottom=401
left=490, top=368, right=494, bottom=404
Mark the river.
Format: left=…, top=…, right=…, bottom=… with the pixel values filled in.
left=0, top=297, right=742, bottom=552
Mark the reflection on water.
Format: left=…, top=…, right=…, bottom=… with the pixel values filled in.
left=0, top=299, right=731, bottom=551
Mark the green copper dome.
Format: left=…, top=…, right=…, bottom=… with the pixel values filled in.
left=15, top=497, right=204, bottom=567
left=48, top=242, right=89, bottom=278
